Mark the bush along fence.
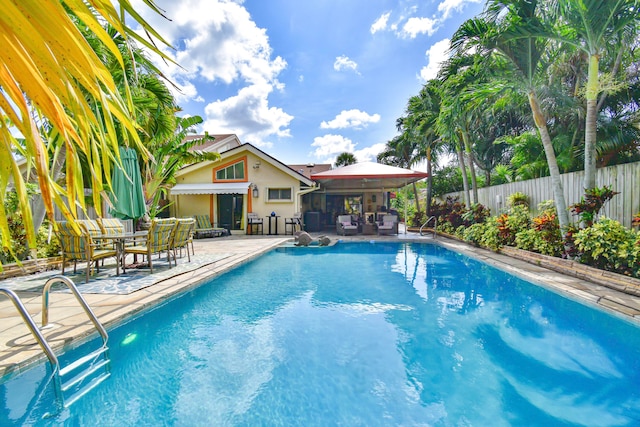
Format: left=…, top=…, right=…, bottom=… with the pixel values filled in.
left=426, top=187, right=640, bottom=280
left=443, top=161, right=640, bottom=229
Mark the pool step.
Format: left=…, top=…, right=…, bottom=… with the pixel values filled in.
left=63, top=372, right=111, bottom=408
left=59, top=345, right=111, bottom=407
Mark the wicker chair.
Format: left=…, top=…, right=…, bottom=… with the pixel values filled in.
left=336, top=215, right=358, bottom=236
left=56, top=221, right=119, bottom=282
left=124, top=218, right=177, bottom=273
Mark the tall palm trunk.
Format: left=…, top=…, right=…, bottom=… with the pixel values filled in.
left=528, top=91, right=570, bottom=231
left=583, top=54, right=599, bottom=190
left=412, top=182, right=421, bottom=213
left=426, top=147, right=433, bottom=217
left=461, top=129, right=478, bottom=204
left=456, top=142, right=471, bottom=207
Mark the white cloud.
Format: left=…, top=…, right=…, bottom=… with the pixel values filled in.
left=438, top=0, right=483, bottom=20
left=133, top=0, right=291, bottom=141
left=320, top=109, right=381, bottom=130
left=203, top=83, right=293, bottom=147
left=370, top=12, right=391, bottom=34
left=419, top=38, right=451, bottom=81
left=354, top=143, right=386, bottom=162
left=311, top=134, right=356, bottom=159
left=401, top=17, right=439, bottom=38
left=333, top=55, right=360, bottom=75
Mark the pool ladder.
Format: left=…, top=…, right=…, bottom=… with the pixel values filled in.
left=419, top=216, right=437, bottom=238
left=0, top=275, right=110, bottom=409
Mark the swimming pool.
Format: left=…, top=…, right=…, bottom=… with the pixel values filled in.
left=2, top=242, right=639, bottom=426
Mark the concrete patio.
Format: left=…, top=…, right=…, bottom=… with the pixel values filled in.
left=1, top=229, right=639, bottom=380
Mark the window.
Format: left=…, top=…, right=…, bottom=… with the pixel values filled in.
left=267, top=188, right=292, bottom=201
left=216, top=161, right=245, bottom=180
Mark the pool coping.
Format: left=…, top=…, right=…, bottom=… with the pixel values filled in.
left=1, top=232, right=639, bottom=380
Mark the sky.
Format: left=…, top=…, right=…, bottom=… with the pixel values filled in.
left=133, top=0, right=485, bottom=167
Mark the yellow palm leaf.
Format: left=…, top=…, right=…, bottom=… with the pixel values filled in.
left=0, top=0, right=172, bottom=267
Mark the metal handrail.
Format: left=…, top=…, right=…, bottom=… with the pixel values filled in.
left=42, top=276, right=108, bottom=346
left=0, top=288, right=60, bottom=369
left=419, top=216, right=437, bottom=238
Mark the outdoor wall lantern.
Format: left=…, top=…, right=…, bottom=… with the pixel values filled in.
left=252, top=184, right=259, bottom=198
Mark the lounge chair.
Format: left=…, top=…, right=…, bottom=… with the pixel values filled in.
left=56, top=221, right=120, bottom=282
left=193, top=215, right=226, bottom=238
left=336, top=215, right=358, bottom=236
left=377, top=215, right=398, bottom=235
left=172, top=218, right=195, bottom=262
left=284, top=212, right=302, bottom=235
left=124, top=218, right=176, bottom=273
left=247, top=213, right=263, bottom=235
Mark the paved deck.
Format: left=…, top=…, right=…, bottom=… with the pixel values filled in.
left=1, top=229, right=639, bottom=379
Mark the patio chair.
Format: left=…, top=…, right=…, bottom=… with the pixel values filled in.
left=285, top=212, right=302, bottom=235
left=97, top=218, right=125, bottom=235
left=172, top=218, right=196, bottom=262
left=377, top=215, right=398, bottom=235
left=124, top=218, right=177, bottom=273
left=56, top=221, right=119, bottom=283
left=336, top=215, right=358, bottom=236
left=247, top=212, right=263, bottom=235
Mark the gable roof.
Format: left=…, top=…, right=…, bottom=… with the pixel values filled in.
left=177, top=142, right=314, bottom=187
left=187, top=134, right=241, bottom=153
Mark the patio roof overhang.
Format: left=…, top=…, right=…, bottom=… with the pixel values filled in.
left=169, top=182, right=251, bottom=195
left=310, top=162, right=428, bottom=191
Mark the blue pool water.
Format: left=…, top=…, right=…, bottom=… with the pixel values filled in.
left=2, top=242, right=640, bottom=426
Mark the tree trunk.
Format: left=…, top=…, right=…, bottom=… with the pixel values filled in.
left=412, top=182, right=421, bottom=213
left=583, top=54, right=599, bottom=191
left=456, top=142, right=470, bottom=207
left=461, top=130, right=478, bottom=204
left=528, top=91, right=570, bottom=231
left=426, top=147, right=432, bottom=217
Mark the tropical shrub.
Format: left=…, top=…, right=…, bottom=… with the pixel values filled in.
left=573, top=217, right=640, bottom=278
left=570, top=186, right=619, bottom=227
left=507, top=191, right=529, bottom=208
left=515, top=202, right=563, bottom=257
left=462, top=203, right=491, bottom=226
left=0, top=187, right=60, bottom=264
left=462, top=223, right=485, bottom=246
left=431, top=196, right=467, bottom=229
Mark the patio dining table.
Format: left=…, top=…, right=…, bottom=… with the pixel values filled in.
left=99, top=231, right=148, bottom=273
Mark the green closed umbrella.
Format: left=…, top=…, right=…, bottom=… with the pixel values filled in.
left=109, top=147, right=146, bottom=220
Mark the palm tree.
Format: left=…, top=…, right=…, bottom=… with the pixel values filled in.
left=335, top=152, right=357, bottom=167
left=403, top=81, right=443, bottom=215
left=140, top=117, right=220, bottom=217
left=436, top=53, right=486, bottom=205
left=550, top=0, right=640, bottom=190
left=0, top=1, right=170, bottom=259
left=451, top=0, right=571, bottom=231
left=377, top=133, right=424, bottom=213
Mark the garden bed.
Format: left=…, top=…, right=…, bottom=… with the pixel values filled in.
left=0, top=257, right=62, bottom=281
left=498, top=246, right=640, bottom=297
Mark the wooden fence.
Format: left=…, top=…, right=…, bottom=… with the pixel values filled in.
left=442, top=161, right=640, bottom=228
